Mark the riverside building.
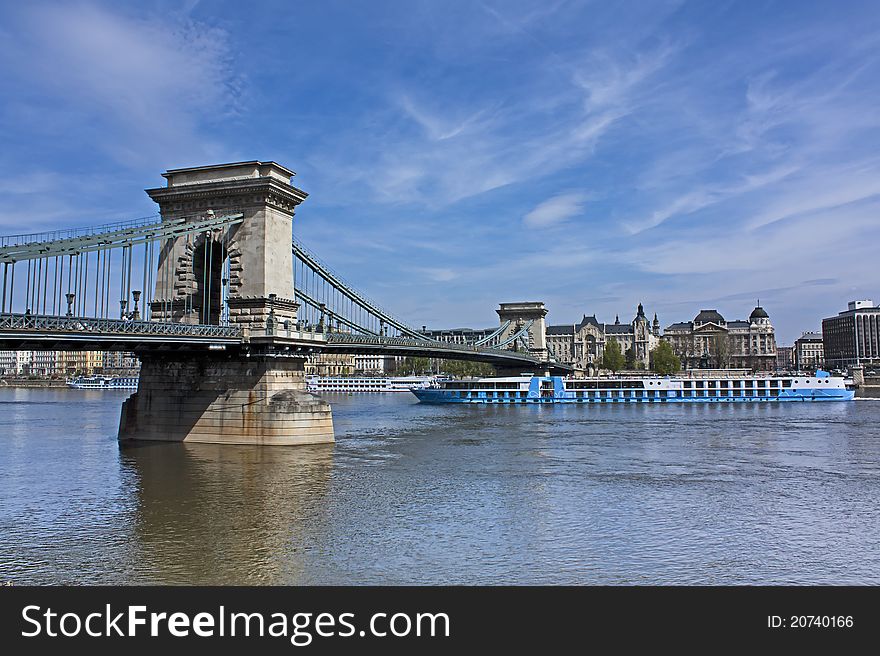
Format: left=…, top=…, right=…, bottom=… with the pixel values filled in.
left=794, top=332, right=824, bottom=371
left=822, top=299, right=880, bottom=369
left=776, top=345, right=794, bottom=371
left=544, top=303, right=661, bottom=370
left=662, top=305, right=777, bottom=371
left=0, top=350, right=138, bottom=377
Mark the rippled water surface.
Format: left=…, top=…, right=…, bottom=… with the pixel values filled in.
left=1, top=387, right=879, bottom=584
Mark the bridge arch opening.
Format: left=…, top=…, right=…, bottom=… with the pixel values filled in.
left=191, top=236, right=229, bottom=326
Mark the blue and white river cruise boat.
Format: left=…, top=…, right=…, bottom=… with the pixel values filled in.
left=411, top=371, right=853, bottom=404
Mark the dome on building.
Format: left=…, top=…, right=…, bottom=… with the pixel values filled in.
left=694, top=309, right=725, bottom=324
left=749, top=305, right=769, bottom=320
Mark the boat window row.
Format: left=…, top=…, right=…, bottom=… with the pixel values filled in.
left=448, top=388, right=786, bottom=400
left=681, top=389, right=780, bottom=398
left=445, top=382, right=524, bottom=390
left=566, top=380, right=646, bottom=389
left=682, top=379, right=787, bottom=389
left=456, top=391, right=530, bottom=399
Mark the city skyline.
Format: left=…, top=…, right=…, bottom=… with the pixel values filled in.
left=1, top=1, right=879, bottom=344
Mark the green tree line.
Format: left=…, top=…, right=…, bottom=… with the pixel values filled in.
left=395, top=357, right=495, bottom=378
left=601, top=338, right=681, bottom=375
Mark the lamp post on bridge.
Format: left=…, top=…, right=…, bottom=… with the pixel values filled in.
left=131, top=290, right=141, bottom=320
left=119, top=300, right=128, bottom=320
left=65, top=293, right=75, bottom=318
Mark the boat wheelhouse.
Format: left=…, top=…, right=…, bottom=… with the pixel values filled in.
left=411, top=371, right=853, bottom=404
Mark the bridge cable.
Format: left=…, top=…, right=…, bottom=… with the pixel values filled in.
left=472, top=320, right=512, bottom=346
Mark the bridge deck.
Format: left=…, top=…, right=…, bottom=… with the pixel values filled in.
left=0, top=312, right=565, bottom=369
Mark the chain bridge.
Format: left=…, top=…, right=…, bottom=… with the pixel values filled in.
left=0, top=161, right=566, bottom=445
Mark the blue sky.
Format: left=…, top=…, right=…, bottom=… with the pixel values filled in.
left=2, top=0, right=879, bottom=344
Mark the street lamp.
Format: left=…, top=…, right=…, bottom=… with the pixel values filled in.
left=131, top=291, right=141, bottom=320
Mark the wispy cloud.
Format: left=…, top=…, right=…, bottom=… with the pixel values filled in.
left=312, top=27, right=678, bottom=208
left=623, top=164, right=800, bottom=234
left=523, top=192, right=587, bottom=228
left=412, top=267, right=459, bottom=282
left=0, top=2, right=240, bottom=166
left=398, top=94, right=495, bottom=141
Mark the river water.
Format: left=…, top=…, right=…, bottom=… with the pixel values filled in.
left=1, top=387, right=879, bottom=585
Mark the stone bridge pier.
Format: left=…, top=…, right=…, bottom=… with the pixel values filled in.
left=118, top=161, right=333, bottom=446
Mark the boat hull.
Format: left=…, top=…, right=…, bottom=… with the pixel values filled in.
left=412, top=389, right=855, bottom=403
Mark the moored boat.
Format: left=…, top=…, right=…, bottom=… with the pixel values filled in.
left=412, top=370, right=853, bottom=404
left=67, top=375, right=138, bottom=390
left=306, top=375, right=442, bottom=393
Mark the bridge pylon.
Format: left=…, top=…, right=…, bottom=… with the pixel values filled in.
left=118, top=161, right=333, bottom=446
left=496, top=302, right=549, bottom=360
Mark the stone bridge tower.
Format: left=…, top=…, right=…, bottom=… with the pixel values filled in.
left=147, top=161, right=304, bottom=331
left=118, top=162, right=333, bottom=446
left=496, top=302, right=548, bottom=360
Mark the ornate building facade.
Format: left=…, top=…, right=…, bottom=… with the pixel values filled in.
left=545, top=303, right=661, bottom=370
left=662, top=305, right=777, bottom=371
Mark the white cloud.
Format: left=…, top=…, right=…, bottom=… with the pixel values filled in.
left=414, top=267, right=459, bottom=282
left=572, top=43, right=677, bottom=110
left=744, top=162, right=880, bottom=230
left=313, top=35, right=678, bottom=208
left=624, top=164, right=801, bottom=234
left=523, top=192, right=587, bottom=228
left=0, top=3, right=240, bottom=166
left=399, top=94, right=494, bottom=141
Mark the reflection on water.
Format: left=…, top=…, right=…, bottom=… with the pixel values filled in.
left=2, top=388, right=880, bottom=584
left=122, top=442, right=333, bottom=584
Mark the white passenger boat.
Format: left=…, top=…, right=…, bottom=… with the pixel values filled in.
left=306, top=375, right=439, bottom=393
left=67, top=375, right=138, bottom=390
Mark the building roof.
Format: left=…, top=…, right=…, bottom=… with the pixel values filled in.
left=664, top=322, right=693, bottom=332
left=546, top=324, right=575, bottom=336
left=827, top=302, right=880, bottom=318
left=727, top=320, right=750, bottom=328
left=749, top=305, right=769, bottom=320
left=694, top=309, right=725, bottom=324
left=577, top=314, right=602, bottom=330
left=605, top=324, right=633, bottom=335
left=796, top=331, right=823, bottom=342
